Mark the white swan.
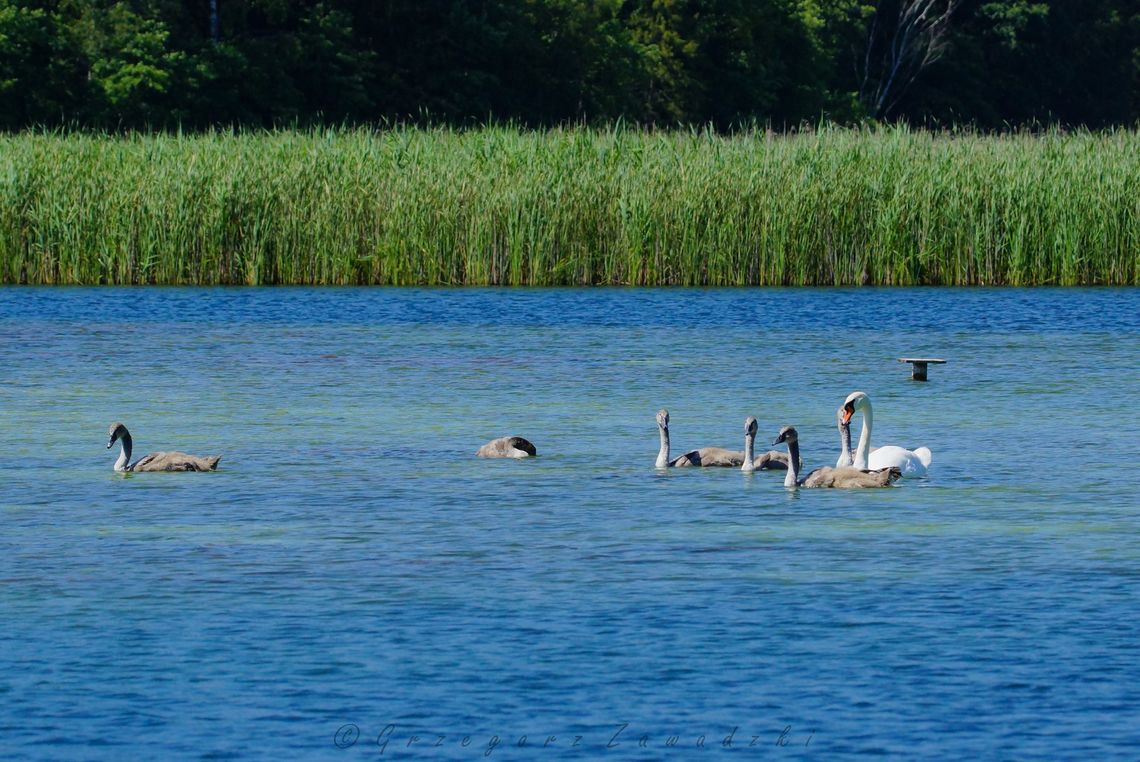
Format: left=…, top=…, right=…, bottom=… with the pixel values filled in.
left=841, top=391, right=932, bottom=475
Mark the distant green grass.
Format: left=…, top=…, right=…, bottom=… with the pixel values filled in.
left=0, top=126, right=1136, bottom=285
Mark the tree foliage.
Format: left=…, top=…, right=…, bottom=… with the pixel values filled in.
left=0, top=0, right=1136, bottom=130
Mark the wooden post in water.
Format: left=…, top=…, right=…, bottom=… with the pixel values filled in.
left=899, top=358, right=946, bottom=381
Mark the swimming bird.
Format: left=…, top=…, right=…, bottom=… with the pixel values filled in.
left=741, top=416, right=791, bottom=472
left=655, top=409, right=744, bottom=468
left=476, top=436, right=537, bottom=458
left=106, top=422, right=221, bottom=472
left=841, top=391, right=932, bottom=475
left=836, top=406, right=854, bottom=468
left=772, top=425, right=900, bottom=488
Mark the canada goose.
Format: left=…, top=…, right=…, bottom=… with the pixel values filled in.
left=772, top=426, right=900, bottom=488
left=741, top=416, right=791, bottom=472
left=655, top=409, right=744, bottom=468
left=106, top=422, right=221, bottom=472
left=841, top=391, right=932, bottom=475
left=476, top=436, right=537, bottom=458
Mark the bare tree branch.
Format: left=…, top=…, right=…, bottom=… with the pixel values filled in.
left=861, top=0, right=960, bottom=119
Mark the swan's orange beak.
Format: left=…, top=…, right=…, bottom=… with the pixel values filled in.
left=841, top=406, right=854, bottom=425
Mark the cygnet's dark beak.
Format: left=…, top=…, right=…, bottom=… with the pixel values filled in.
left=106, top=438, right=114, bottom=449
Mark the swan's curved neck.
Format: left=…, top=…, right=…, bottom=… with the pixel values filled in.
left=854, top=401, right=873, bottom=470
left=742, top=431, right=755, bottom=472
left=655, top=426, right=670, bottom=469
left=114, top=432, right=133, bottom=472
left=784, top=439, right=800, bottom=488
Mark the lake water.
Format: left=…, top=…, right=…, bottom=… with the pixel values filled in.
left=2, top=288, right=1138, bottom=760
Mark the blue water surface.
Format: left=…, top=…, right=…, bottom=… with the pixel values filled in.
left=1, top=288, right=1138, bottom=760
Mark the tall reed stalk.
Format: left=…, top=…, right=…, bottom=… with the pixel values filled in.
left=0, top=126, right=1135, bottom=285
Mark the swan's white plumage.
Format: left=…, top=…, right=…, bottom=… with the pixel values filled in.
left=868, top=444, right=932, bottom=475
left=843, top=391, right=931, bottom=476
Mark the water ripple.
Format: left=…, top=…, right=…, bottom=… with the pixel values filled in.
left=1, top=288, right=1138, bottom=759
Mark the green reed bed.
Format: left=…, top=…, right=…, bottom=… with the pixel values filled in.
left=0, top=126, right=1136, bottom=285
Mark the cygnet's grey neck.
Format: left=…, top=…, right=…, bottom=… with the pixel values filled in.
left=114, top=432, right=133, bottom=472
left=784, top=439, right=801, bottom=488
left=838, top=422, right=853, bottom=468
left=656, top=425, right=670, bottom=469
left=742, top=431, right=755, bottom=473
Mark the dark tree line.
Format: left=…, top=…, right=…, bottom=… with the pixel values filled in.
left=1, top=0, right=1137, bottom=131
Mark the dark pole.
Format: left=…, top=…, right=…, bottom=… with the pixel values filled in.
left=209, top=0, right=219, bottom=42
